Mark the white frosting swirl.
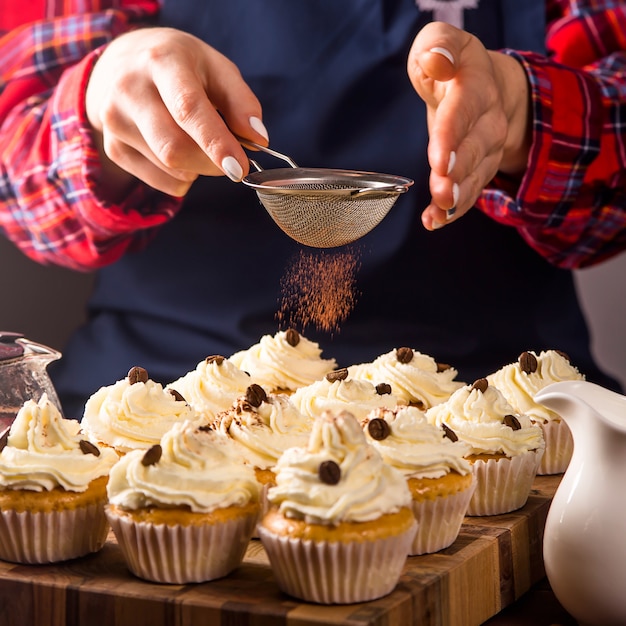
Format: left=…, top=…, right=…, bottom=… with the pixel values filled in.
left=106, top=420, right=260, bottom=513
left=349, top=348, right=464, bottom=408
left=229, top=330, right=336, bottom=391
left=0, top=394, right=117, bottom=492
left=82, top=375, right=197, bottom=453
left=426, top=382, right=544, bottom=456
left=267, top=410, right=411, bottom=525
left=291, top=374, right=400, bottom=421
left=362, top=405, right=472, bottom=479
left=212, top=392, right=312, bottom=469
left=166, top=356, right=253, bottom=421
left=487, top=350, right=585, bottom=422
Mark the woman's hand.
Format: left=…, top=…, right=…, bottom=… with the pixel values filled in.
left=407, top=21, right=531, bottom=230
left=86, top=27, right=268, bottom=200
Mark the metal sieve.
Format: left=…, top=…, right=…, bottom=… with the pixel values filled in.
left=239, top=139, right=413, bottom=248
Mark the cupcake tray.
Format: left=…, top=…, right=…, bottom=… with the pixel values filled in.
left=0, top=475, right=560, bottom=626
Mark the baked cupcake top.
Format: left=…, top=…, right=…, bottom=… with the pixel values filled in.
left=81, top=366, right=196, bottom=453
left=165, top=355, right=253, bottom=421
left=291, top=368, right=401, bottom=421
left=267, top=410, right=411, bottom=525
left=425, top=379, right=545, bottom=457
left=487, top=350, right=585, bottom=423
left=362, top=405, right=472, bottom=479
left=210, top=384, right=311, bottom=470
left=0, top=394, right=118, bottom=492
left=228, top=329, right=337, bottom=392
left=349, top=347, right=464, bottom=409
left=106, top=420, right=260, bottom=513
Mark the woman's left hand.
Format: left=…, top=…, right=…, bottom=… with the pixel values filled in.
left=407, top=21, right=532, bottom=230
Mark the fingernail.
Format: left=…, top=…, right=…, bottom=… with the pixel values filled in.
left=447, top=183, right=459, bottom=219
left=447, top=151, right=456, bottom=175
left=249, top=116, right=269, bottom=141
left=222, top=156, right=243, bottom=182
left=430, top=47, right=455, bottom=67
left=432, top=221, right=445, bottom=230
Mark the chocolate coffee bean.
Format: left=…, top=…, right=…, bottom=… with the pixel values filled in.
left=396, top=347, right=414, bottom=364
left=0, top=427, right=10, bottom=453
left=442, top=423, right=458, bottom=442
left=504, top=414, right=522, bottom=430
left=79, top=439, right=101, bottom=456
left=128, top=366, right=149, bottom=384
left=471, top=378, right=489, bottom=393
left=326, top=368, right=349, bottom=382
left=285, top=328, right=300, bottom=347
left=141, top=444, right=162, bottom=467
left=367, top=417, right=391, bottom=441
left=205, top=355, right=225, bottom=365
left=519, top=351, right=538, bottom=374
left=436, top=362, right=452, bottom=372
left=168, top=389, right=186, bottom=402
left=245, top=384, right=267, bottom=407
left=319, top=460, right=341, bottom=485
left=375, top=382, right=392, bottom=395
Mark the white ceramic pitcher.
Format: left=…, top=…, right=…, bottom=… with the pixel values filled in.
left=535, top=380, right=626, bottom=626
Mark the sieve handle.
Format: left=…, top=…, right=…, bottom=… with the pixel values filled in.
left=236, top=136, right=299, bottom=168
left=349, top=185, right=411, bottom=197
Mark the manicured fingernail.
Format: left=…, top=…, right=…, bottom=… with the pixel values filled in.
left=432, top=221, right=445, bottom=230
left=222, top=156, right=243, bottom=182
left=447, top=183, right=459, bottom=219
left=447, top=151, right=456, bottom=175
left=430, top=47, right=455, bottom=66
left=249, top=116, right=269, bottom=141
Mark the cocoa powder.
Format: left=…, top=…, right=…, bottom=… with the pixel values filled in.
left=276, top=248, right=361, bottom=334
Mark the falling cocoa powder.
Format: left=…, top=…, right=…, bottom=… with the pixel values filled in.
left=276, top=248, right=361, bottom=334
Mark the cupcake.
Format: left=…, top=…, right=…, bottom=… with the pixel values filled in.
left=106, top=420, right=261, bottom=584
left=258, top=410, right=416, bottom=604
left=362, top=405, right=475, bottom=555
left=0, top=394, right=118, bottom=563
left=81, top=366, right=197, bottom=454
left=426, top=378, right=545, bottom=516
left=349, top=347, right=464, bottom=409
left=166, top=354, right=254, bottom=422
left=291, top=368, right=401, bottom=421
left=488, top=350, right=584, bottom=474
left=211, top=383, right=312, bottom=514
left=228, top=328, right=337, bottom=394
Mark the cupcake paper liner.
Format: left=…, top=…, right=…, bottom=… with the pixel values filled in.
left=0, top=501, right=109, bottom=564
left=258, top=521, right=416, bottom=604
left=466, top=449, right=543, bottom=516
left=409, top=476, right=476, bottom=555
left=536, top=419, right=573, bottom=475
left=106, top=508, right=257, bottom=584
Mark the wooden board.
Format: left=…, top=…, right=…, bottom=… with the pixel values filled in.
left=0, top=475, right=561, bottom=626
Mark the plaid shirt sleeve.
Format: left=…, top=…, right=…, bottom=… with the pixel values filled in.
left=0, top=3, right=183, bottom=271
left=480, top=0, right=626, bottom=269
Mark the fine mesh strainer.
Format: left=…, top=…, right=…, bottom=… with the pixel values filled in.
left=239, top=139, right=413, bottom=248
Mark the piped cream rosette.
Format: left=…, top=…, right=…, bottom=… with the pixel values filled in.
left=258, top=410, right=416, bottom=604
left=166, top=354, right=254, bottom=422
left=488, top=350, right=584, bottom=474
left=105, top=420, right=261, bottom=584
left=229, top=328, right=337, bottom=394
left=349, top=347, right=464, bottom=409
left=426, top=378, right=545, bottom=516
left=0, top=394, right=118, bottom=563
left=81, top=366, right=197, bottom=454
left=362, top=405, right=475, bottom=555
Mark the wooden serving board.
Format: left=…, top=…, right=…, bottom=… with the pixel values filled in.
left=0, top=475, right=561, bottom=626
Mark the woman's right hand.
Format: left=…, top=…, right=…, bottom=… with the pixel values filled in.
left=85, top=27, right=268, bottom=199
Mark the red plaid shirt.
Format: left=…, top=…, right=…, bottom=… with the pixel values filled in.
left=1, top=0, right=625, bottom=270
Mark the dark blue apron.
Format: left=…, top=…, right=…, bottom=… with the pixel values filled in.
left=50, top=0, right=618, bottom=418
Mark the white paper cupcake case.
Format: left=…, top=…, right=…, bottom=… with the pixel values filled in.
left=257, top=521, right=416, bottom=604
left=536, top=419, right=573, bottom=475
left=0, top=501, right=109, bottom=564
left=106, top=510, right=257, bottom=584
left=409, top=476, right=476, bottom=555
left=466, top=449, right=543, bottom=516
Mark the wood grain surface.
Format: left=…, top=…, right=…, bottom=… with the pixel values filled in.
left=0, top=475, right=561, bottom=626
